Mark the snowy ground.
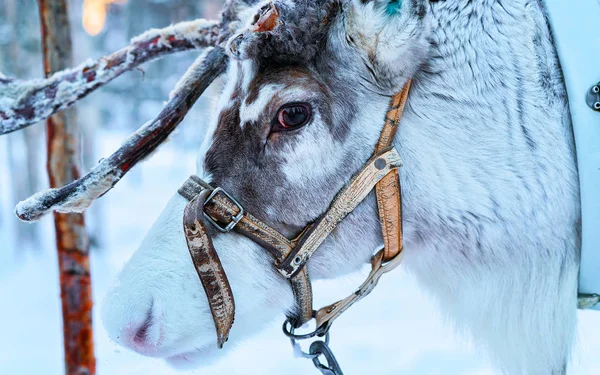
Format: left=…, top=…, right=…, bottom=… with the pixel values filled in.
left=1, top=131, right=599, bottom=375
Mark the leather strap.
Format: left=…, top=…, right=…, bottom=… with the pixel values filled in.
left=375, top=81, right=411, bottom=261
left=178, top=177, right=314, bottom=330
left=183, top=192, right=235, bottom=348
left=202, top=189, right=314, bottom=325
left=177, top=81, right=412, bottom=345
left=289, top=268, right=313, bottom=327
left=179, top=176, right=292, bottom=262
left=306, top=83, right=412, bottom=334
left=375, top=82, right=411, bottom=152
left=314, top=247, right=404, bottom=333
left=277, top=147, right=403, bottom=278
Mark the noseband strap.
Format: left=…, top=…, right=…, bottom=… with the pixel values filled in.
left=179, top=80, right=412, bottom=347
left=178, top=175, right=315, bottom=329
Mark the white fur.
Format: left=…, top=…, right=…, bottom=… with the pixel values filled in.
left=102, top=1, right=580, bottom=374
left=240, top=59, right=257, bottom=94
left=101, top=194, right=294, bottom=366
left=239, top=84, right=283, bottom=125
left=215, top=63, right=240, bottom=112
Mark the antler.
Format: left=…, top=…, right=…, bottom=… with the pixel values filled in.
left=16, top=47, right=227, bottom=222
left=0, top=19, right=222, bottom=135
left=10, top=0, right=271, bottom=221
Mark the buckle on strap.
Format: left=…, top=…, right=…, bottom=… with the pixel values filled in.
left=203, top=187, right=245, bottom=232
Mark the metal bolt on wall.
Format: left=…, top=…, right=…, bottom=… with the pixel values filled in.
left=587, top=82, right=600, bottom=112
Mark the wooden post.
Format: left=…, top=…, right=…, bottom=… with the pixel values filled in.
left=38, top=1, right=96, bottom=374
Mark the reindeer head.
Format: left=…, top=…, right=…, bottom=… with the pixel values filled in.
left=98, top=0, right=432, bottom=368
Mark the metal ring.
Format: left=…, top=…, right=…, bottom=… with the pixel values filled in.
left=283, top=315, right=330, bottom=359
left=282, top=316, right=324, bottom=340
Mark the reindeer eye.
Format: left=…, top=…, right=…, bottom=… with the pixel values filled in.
left=274, top=103, right=311, bottom=131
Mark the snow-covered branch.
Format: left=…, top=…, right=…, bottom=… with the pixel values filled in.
left=15, top=47, right=227, bottom=222
left=0, top=19, right=221, bottom=135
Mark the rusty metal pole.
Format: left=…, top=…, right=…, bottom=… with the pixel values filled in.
left=38, top=1, right=96, bottom=374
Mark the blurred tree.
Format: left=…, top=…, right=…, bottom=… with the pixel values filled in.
left=0, top=0, right=43, bottom=251
left=38, top=1, right=96, bottom=373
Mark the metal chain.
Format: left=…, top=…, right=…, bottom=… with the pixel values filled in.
left=309, top=340, right=344, bottom=375
left=284, top=320, right=344, bottom=375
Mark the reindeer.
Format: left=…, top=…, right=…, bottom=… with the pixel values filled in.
left=0, top=0, right=581, bottom=374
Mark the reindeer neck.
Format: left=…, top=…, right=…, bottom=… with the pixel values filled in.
left=412, top=0, right=564, bottom=118
left=394, top=0, right=574, bottom=248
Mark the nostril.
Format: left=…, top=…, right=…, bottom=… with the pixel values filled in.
left=102, top=281, right=168, bottom=357
left=133, top=311, right=153, bottom=344
left=120, top=300, right=165, bottom=356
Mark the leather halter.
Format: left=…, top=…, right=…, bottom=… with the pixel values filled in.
left=178, top=81, right=411, bottom=347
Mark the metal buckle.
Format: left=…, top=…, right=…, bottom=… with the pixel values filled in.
left=203, top=187, right=244, bottom=232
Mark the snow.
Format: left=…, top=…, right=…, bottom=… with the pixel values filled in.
left=13, top=48, right=220, bottom=222
left=14, top=162, right=123, bottom=222
left=0, top=18, right=219, bottom=135
left=1, top=131, right=600, bottom=375
left=130, top=19, right=220, bottom=49
left=0, top=58, right=103, bottom=134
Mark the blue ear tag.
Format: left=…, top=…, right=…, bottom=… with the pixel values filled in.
left=386, top=0, right=403, bottom=14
